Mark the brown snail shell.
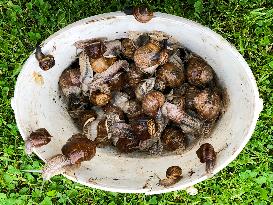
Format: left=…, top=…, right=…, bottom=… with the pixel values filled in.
left=35, top=45, right=55, bottom=71
left=121, top=38, right=136, bottom=59
left=84, top=40, right=106, bottom=59
left=133, top=6, right=153, bottom=23
left=159, top=166, right=182, bottom=187
left=196, top=143, right=216, bottom=173
left=76, top=110, right=97, bottom=129
left=142, top=91, right=165, bottom=117
left=155, top=62, right=185, bottom=89
left=115, top=137, right=139, bottom=153
left=131, top=121, right=150, bottom=141
left=161, top=127, right=186, bottom=151
left=193, top=89, right=222, bottom=121
left=59, top=67, right=81, bottom=97
left=25, top=128, right=52, bottom=155
left=90, top=91, right=111, bottom=106
left=186, top=55, right=214, bottom=86
left=61, top=134, right=96, bottom=164
left=90, top=57, right=117, bottom=73
left=134, top=42, right=161, bottom=70
left=111, top=123, right=139, bottom=153
left=127, top=64, right=144, bottom=88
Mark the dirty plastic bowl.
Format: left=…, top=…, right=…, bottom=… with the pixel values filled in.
left=12, top=12, right=263, bottom=194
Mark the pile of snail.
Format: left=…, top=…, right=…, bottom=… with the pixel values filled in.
left=25, top=8, right=222, bottom=183
left=58, top=31, right=223, bottom=155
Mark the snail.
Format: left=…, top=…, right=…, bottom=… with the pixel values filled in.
left=59, top=65, right=82, bottom=98
left=161, top=127, right=186, bottom=151
left=90, top=91, right=111, bottom=106
left=135, top=78, right=155, bottom=100
left=184, top=86, right=200, bottom=110
left=74, top=110, right=97, bottom=130
left=138, top=110, right=167, bottom=155
left=112, top=92, right=143, bottom=119
left=193, top=89, right=222, bottom=121
left=90, top=57, right=117, bottom=73
left=124, top=6, right=153, bottom=23
left=142, top=91, right=165, bottom=117
left=111, top=123, right=139, bottom=153
left=25, top=128, right=52, bottom=155
left=89, top=60, right=129, bottom=93
left=186, top=55, right=214, bottom=86
left=161, top=102, right=202, bottom=134
left=79, top=51, right=93, bottom=95
left=121, top=38, right=136, bottom=59
left=196, top=143, right=216, bottom=173
left=127, top=64, right=144, bottom=88
left=42, top=134, right=96, bottom=180
left=131, top=119, right=151, bottom=141
left=35, top=44, right=55, bottom=71
left=134, top=40, right=169, bottom=74
left=155, top=62, right=185, bottom=91
left=159, top=166, right=183, bottom=187
left=74, top=38, right=107, bottom=59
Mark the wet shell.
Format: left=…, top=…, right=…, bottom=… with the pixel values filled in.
left=193, top=89, right=222, bottom=121
left=142, top=91, right=165, bottom=117
left=59, top=67, right=81, bottom=97
left=156, top=62, right=185, bottom=88
left=90, top=57, right=117, bottom=73
left=131, top=121, right=150, bottom=141
left=186, top=55, right=214, bottom=86
left=94, top=118, right=111, bottom=147
left=161, top=127, right=186, bottom=151
left=76, top=110, right=97, bottom=129
left=166, top=166, right=182, bottom=179
left=25, top=128, right=52, bottom=155
left=61, top=134, right=96, bottom=164
left=121, top=38, right=136, bottom=59
left=196, top=143, right=216, bottom=173
left=133, top=6, right=153, bottom=23
left=185, top=86, right=200, bottom=110
left=109, top=72, right=125, bottom=91
left=134, top=42, right=161, bottom=70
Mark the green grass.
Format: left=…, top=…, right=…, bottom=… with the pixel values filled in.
left=0, top=0, right=273, bottom=204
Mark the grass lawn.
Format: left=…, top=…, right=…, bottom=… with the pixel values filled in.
left=0, top=0, right=273, bottom=204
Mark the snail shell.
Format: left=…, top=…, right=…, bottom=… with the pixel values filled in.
left=193, top=89, right=222, bottom=121
left=59, top=67, right=81, bottom=97
left=133, top=6, right=153, bottom=23
left=155, top=62, right=185, bottom=89
left=142, top=91, right=165, bottom=117
left=186, top=55, right=214, bottom=86
left=159, top=166, right=182, bottom=187
left=121, top=38, right=136, bottom=59
left=25, top=128, right=52, bottom=155
left=196, top=143, right=216, bottom=173
left=161, top=127, right=186, bottom=151
left=90, top=57, right=117, bottom=73
left=61, top=134, right=96, bottom=164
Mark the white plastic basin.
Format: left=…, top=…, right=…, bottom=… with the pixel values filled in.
left=12, top=12, right=263, bottom=194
